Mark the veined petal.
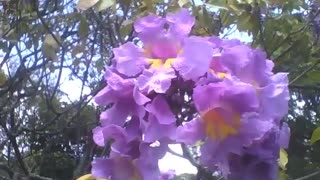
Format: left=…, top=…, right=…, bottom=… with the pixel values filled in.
left=134, top=14, right=165, bottom=43
left=145, top=95, right=176, bottom=125
left=137, top=69, right=176, bottom=94
left=92, top=157, right=142, bottom=180
left=166, top=9, right=195, bottom=37
left=175, top=118, right=206, bottom=144
left=174, top=36, right=213, bottom=80
left=114, top=42, right=146, bottom=76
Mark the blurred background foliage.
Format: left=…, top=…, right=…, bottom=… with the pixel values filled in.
left=1, top=0, right=320, bottom=179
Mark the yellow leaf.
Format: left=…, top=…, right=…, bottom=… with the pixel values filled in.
left=76, top=174, right=95, bottom=180
left=311, top=127, right=320, bottom=144
left=279, top=148, right=288, bottom=170
left=178, top=0, right=189, bottom=7
left=95, top=0, right=116, bottom=12
left=43, top=34, right=60, bottom=50
left=77, top=0, right=100, bottom=11
left=42, top=34, right=61, bottom=61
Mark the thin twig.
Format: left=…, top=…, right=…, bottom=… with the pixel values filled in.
left=295, top=170, right=320, bottom=180
left=168, top=147, right=185, bottom=158
left=289, top=59, right=320, bottom=85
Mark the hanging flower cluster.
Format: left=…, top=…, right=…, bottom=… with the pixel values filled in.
left=90, top=9, right=290, bottom=180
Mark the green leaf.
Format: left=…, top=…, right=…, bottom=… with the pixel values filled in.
left=42, top=34, right=60, bottom=61
left=0, top=70, right=7, bottom=86
left=120, top=19, right=133, bottom=37
left=205, top=2, right=228, bottom=10
left=279, top=148, right=288, bottom=170
left=264, top=0, right=288, bottom=5
left=42, top=45, right=58, bottom=61
left=79, top=17, right=89, bottom=39
left=279, top=170, right=288, bottom=180
left=95, top=0, right=115, bottom=12
left=311, top=127, right=320, bottom=144
left=72, top=45, right=85, bottom=58
left=43, top=34, right=60, bottom=50
left=77, top=0, right=100, bottom=10
left=307, top=71, right=320, bottom=82
left=220, top=10, right=235, bottom=27
left=237, top=12, right=252, bottom=32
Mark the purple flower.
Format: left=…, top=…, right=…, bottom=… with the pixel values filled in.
left=134, top=9, right=195, bottom=44
left=217, top=45, right=270, bottom=85
left=159, top=170, right=175, bottom=180
left=115, top=8, right=195, bottom=78
left=145, top=95, right=176, bottom=125
left=227, top=124, right=290, bottom=180
left=94, top=70, right=149, bottom=126
left=259, top=73, right=290, bottom=121
left=91, top=9, right=290, bottom=179
left=91, top=142, right=168, bottom=180
left=207, top=43, right=289, bottom=121
left=113, top=42, right=146, bottom=77
left=137, top=68, right=176, bottom=94
left=172, top=36, right=214, bottom=80
left=92, top=156, right=142, bottom=180
left=112, top=9, right=213, bottom=94
left=141, top=114, right=177, bottom=143
left=92, top=124, right=141, bottom=158
left=175, top=80, right=274, bottom=174
left=208, top=36, right=242, bottom=49
left=139, top=95, right=178, bottom=142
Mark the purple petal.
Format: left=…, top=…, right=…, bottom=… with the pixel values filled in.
left=99, top=102, right=130, bottom=126
left=92, top=127, right=105, bottom=147
left=137, top=69, right=176, bottom=94
left=159, top=170, right=176, bottom=180
left=101, top=125, right=128, bottom=151
left=146, top=33, right=180, bottom=60
left=221, top=39, right=242, bottom=48
left=208, top=36, right=223, bottom=48
left=238, top=113, right=274, bottom=146
left=220, top=45, right=269, bottom=84
left=228, top=153, right=278, bottom=180
left=133, top=86, right=150, bottom=105
left=259, top=73, right=289, bottom=120
left=174, top=37, right=213, bottom=80
left=279, top=122, right=290, bottom=148
left=134, top=143, right=168, bottom=179
left=125, top=117, right=142, bottom=142
left=91, top=158, right=113, bottom=179
left=145, top=95, right=176, bottom=124
left=94, top=86, right=116, bottom=105
left=175, top=118, right=206, bottom=144
left=92, top=157, right=141, bottom=180
left=134, top=14, right=165, bottom=43
left=104, top=69, right=135, bottom=90
left=142, top=115, right=177, bottom=143
left=94, top=70, right=134, bottom=106
left=193, top=80, right=259, bottom=114
left=166, top=8, right=195, bottom=37
left=113, top=42, right=146, bottom=76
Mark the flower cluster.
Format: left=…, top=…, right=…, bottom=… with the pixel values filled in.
left=90, top=9, right=290, bottom=180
